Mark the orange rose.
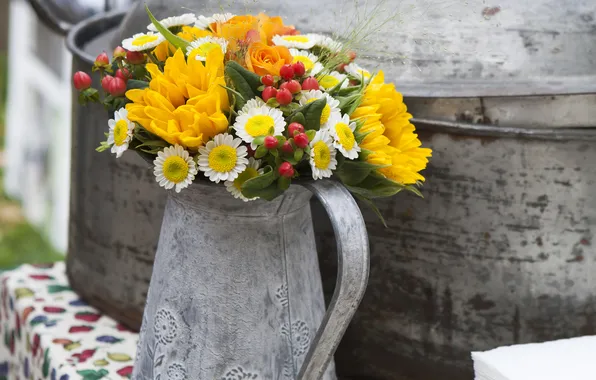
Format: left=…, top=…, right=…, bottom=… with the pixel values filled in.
left=257, top=13, right=297, bottom=45
left=213, top=15, right=259, bottom=51
left=245, top=42, right=293, bottom=76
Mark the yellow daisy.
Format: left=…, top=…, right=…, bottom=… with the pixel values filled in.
left=225, top=157, right=264, bottom=201
left=197, top=133, right=249, bottom=183
left=186, top=37, right=228, bottom=61
left=289, top=49, right=323, bottom=75
left=153, top=144, right=198, bottom=193
left=327, top=113, right=360, bottom=159
left=147, top=14, right=196, bottom=32
left=309, top=130, right=337, bottom=180
left=122, top=32, right=165, bottom=52
left=107, top=108, right=134, bottom=158
left=317, top=71, right=348, bottom=90
left=272, top=34, right=319, bottom=49
left=298, top=90, right=340, bottom=129
left=233, top=104, right=286, bottom=149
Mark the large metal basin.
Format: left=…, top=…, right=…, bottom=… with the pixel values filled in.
left=53, top=0, right=596, bottom=379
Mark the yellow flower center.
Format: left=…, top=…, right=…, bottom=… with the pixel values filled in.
left=307, top=98, right=331, bottom=125
left=334, top=122, right=355, bottom=150
left=193, top=42, right=221, bottom=57
left=313, top=141, right=331, bottom=169
left=319, top=75, right=340, bottom=89
left=208, top=145, right=238, bottom=173
left=284, top=36, right=310, bottom=43
left=293, top=56, right=314, bottom=71
left=233, top=167, right=259, bottom=190
left=359, top=70, right=371, bottom=79
left=132, top=34, right=159, bottom=47
left=113, top=120, right=129, bottom=146
left=163, top=156, right=189, bottom=184
left=245, top=115, right=275, bottom=137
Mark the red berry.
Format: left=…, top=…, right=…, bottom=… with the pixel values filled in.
left=348, top=50, right=357, bottom=61
left=278, top=162, right=295, bottom=178
left=281, top=141, right=294, bottom=154
left=294, top=133, right=309, bottom=148
left=301, top=77, right=320, bottom=91
left=284, top=80, right=301, bottom=94
left=276, top=88, right=293, bottom=105
left=94, top=52, right=109, bottom=66
left=264, top=136, right=279, bottom=149
left=126, top=50, right=145, bottom=64
left=73, top=71, right=92, bottom=90
left=101, top=75, right=114, bottom=92
left=292, top=61, right=306, bottom=77
left=113, top=46, right=126, bottom=59
left=261, top=74, right=275, bottom=87
left=115, top=68, right=132, bottom=82
left=280, top=64, right=295, bottom=81
left=288, top=122, right=305, bottom=136
left=108, top=77, right=127, bottom=97
left=262, top=86, right=278, bottom=102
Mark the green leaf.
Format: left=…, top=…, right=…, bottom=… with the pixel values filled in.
left=253, top=136, right=265, bottom=146
left=293, top=149, right=304, bottom=162
left=338, top=93, right=363, bottom=115
left=337, top=160, right=385, bottom=186
left=96, top=141, right=111, bottom=152
left=275, top=135, right=287, bottom=145
left=270, top=149, right=279, bottom=157
left=291, top=112, right=306, bottom=125
left=354, top=194, right=388, bottom=228
left=224, top=61, right=262, bottom=109
left=346, top=173, right=405, bottom=199
left=126, top=79, right=149, bottom=90
left=405, top=185, right=424, bottom=198
left=266, top=98, right=280, bottom=108
left=295, top=98, right=326, bottom=130
left=254, top=145, right=268, bottom=159
left=241, top=165, right=277, bottom=192
left=146, top=5, right=189, bottom=52
left=245, top=183, right=284, bottom=201
left=305, top=130, right=316, bottom=141
left=278, top=176, right=291, bottom=190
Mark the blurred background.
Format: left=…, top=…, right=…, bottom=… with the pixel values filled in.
left=0, top=0, right=130, bottom=269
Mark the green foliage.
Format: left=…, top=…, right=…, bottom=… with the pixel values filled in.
left=146, top=5, right=190, bottom=52
left=241, top=166, right=284, bottom=200
left=292, top=98, right=326, bottom=130
left=224, top=61, right=262, bottom=110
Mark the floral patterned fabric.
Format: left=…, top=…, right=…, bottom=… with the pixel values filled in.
left=0, top=262, right=138, bottom=380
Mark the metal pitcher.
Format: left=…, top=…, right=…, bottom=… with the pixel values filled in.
left=132, top=180, right=369, bottom=380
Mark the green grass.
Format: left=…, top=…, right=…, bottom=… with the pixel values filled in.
left=0, top=52, right=63, bottom=270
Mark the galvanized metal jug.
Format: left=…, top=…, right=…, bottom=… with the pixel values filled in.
left=132, top=180, right=369, bottom=380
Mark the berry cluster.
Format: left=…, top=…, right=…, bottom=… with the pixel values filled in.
left=260, top=62, right=320, bottom=105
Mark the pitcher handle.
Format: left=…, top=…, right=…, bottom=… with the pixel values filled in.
left=25, top=0, right=72, bottom=35
left=298, top=179, right=370, bottom=380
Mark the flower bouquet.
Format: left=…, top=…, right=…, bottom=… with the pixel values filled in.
left=73, top=6, right=432, bottom=214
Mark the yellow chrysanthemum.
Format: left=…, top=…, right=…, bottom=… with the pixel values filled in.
left=152, top=26, right=213, bottom=61
left=350, top=70, right=432, bottom=184
left=125, top=48, right=229, bottom=151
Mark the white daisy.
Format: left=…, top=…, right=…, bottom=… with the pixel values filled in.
left=272, top=34, right=320, bottom=50
left=195, top=13, right=235, bottom=30
left=233, top=105, right=286, bottom=149
left=298, top=90, right=341, bottom=129
left=147, top=13, right=197, bottom=32
left=107, top=108, right=134, bottom=158
left=345, top=62, right=372, bottom=82
left=309, top=129, right=337, bottom=180
left=186, top=37, right=228, bottom=61
left=122, top=32, right=165, bottom=52
left=327, top=113, right=361, bottom=159
left=289, top=49, right=324, bottom=75
left=153, top=144, right=198, bottom=193
left=316, top=35, right=344, bottom=52
left=317, top=71, right=348, bottom=90
left=238, top=98, right=265, bottom=116
left=225, top=157, right=264, bottom=202
left=197, top=133, right=248, bottom=183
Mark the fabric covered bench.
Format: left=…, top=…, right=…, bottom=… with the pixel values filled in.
left=0, top=262, right=138, bottom=379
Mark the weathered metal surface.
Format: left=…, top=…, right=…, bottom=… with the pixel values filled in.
left=133, top=180, right=369, bottom=380
left=64, top=2, right=596, bottom=379
left=66, top=12, right=167, bottom=330
left=314, top=124, right=596, bottom=380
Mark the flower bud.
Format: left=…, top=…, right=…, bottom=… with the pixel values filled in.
left=108, top=77, right=127, bottom=97
left=126, top=50, right=145, bottom=65
left=113, top=46, right=126, bottom=59
left=73, top=71, right=92, bottom=90
left=101, top=75, right=114, bottom=92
